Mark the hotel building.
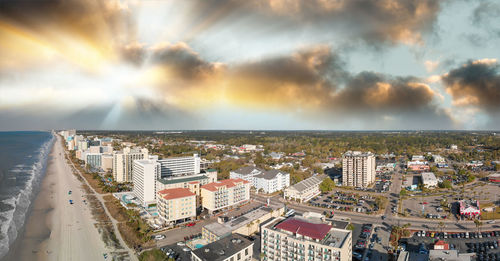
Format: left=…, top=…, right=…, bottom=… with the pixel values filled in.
left=113, top=147, right=149, bottom=183
left=132, top=159, right=161, bottom=206
left=261, top=216, right=352, bottom=261
left=157, top=188, right=196, bottom=225
left=342, top=151, right=376, bottom=188
left=157, top=154, right=200, bottom=179
left=200, top=179, right=251, bottom=213
left=230, top=166, right=290, bottom=194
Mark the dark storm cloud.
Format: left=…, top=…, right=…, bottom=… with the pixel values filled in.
left=187, top=0, right=443, bottom=46
left=150, top=42, right=220, bottom=80
left=442, top=59, right=500, bottom=110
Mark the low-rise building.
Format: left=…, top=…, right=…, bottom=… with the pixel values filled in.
left=191, top=233, right=254, bottom=261
left=284, top=174, right=326, bottom=203
left=261, top=216, right=352, bottom=261
left=200, top=179, right=251, bottom=213
left=459, top=200, right=480, bottom=218
left=157, top=188, right=196, bottom=225
left=202, top=205, right=284, bottom=243
left=421, top=172, right=438, bottom=188
left=432, top=155, right=446, bottom=163
left=487, top=173, right=500, bottom=183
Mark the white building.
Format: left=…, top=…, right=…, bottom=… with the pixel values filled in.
left=261, top=216, right=352, bottom=261
left=421, top=172, right=438, bottom=188
left=432, top=155, right=446, bottom=163
left=86, top=153, right=102, bottom=169
left=230, top=166, right=290, bottom=194
left=200, top=179, right=251, bottom=213
left=157, top=187, right=196, bottom=225
left=284, top=175, right=326, bottom=203
left=342, top=151, right=376, bottom=188
left=157, top=154, right=200, bottom=179
left=191, top=234, right=254, bottom=261
left=132, top=159, right=161, bottom=206
left=113, top=147, right=149, bottom=183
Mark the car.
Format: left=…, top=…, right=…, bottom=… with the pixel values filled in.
left=182, top=247, right=190, bottom=252
left=69, top=199, right=73, bottom=204
left=176, top=242, right=186, bottom=246
left=186, top=222, right=196, bottom=227
left=153, top=235, right=165, bottom=240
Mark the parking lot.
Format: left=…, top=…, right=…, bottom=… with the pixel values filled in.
left=402, top=230, right=500, bottom=261
left=309, top=191, right=379, bottom=214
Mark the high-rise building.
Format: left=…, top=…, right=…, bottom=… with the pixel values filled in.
left=157, top=154, right=200, bottom=179
left=86, top=153, right=102, bottom=169
left=342, top=151, right=375, bottom=188
left=261, top=216, right=352, bottom=261
left=132, top=159, right=161, bottom=206
left=113, top=147, right=149, bottom=183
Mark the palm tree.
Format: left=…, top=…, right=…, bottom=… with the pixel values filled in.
left=474, top=219, right=483, bottom=234
left=438, top=221, right=445, bottom=233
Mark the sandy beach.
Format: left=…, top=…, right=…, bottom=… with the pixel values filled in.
left=2, top=135, right=109, bottom=261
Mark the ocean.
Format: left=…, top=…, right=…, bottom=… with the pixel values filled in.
left=0, top=131, right=54, bottom=259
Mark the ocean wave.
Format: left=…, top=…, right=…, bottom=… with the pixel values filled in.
left=0, top=133, right=55, bottom=259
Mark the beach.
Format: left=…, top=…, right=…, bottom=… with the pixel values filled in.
left=2, top=135, right=109, bottom=261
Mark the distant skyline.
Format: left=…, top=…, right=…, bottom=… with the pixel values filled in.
left=1, top=0, right=500, bottom=130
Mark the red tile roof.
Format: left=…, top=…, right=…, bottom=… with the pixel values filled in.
left=201, top=178, right=250, bottom=192
left=188, top=181, right=200, bottom=184
left=158, top=188, right=195, bottom=200
left=275, top=218, right=331, bottom=240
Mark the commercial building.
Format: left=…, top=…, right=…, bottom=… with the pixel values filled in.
left=132, top=160, right=161, bottom=206
left=202, top=205, right=284, bottom=243
left=200, top=179, right=251, bottom=213
left=113, top=147, right=149, bottom=183
left=421, top=172, right=438, bottom=188
left=459, top=200, right=480, bottom=218
left=261, top=216, right=352, bottom=261
left=230, top=166, right=290, bottom=193
left=432, top=155, right=446, bottom=163
left=158, top=154, right=200, bottom=179
left=342, top=151, right=376, bottom=188
left=284, top=174, right=326, bottom=203
left=157, top=188, right=196, bottom=225
left=191, top=233, right=254, bottom=261
left=487, top=173, right=500, bottom=183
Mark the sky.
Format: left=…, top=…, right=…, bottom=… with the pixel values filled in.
left=0, top=0, right=499, bottom=131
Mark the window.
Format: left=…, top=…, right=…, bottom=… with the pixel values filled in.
left=245, top=248, right=249, bottom=255
left=237, top=253, right=241, bottom=260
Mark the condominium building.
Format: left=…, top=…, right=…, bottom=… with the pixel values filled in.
left=101, top=154, right=113, bottom=172
left=157, top=154, right=201, bottom=179
left=261, top=216, right=352, bottom=261
left=200, top=179, right=251, bottom=213
left=342, top=151, right=375, bottom=188
left=113, top=147, right=149, bottom=183
left=157, top=188, right=196, bottom=225
left=132, top=160, right=161, bottom=206
left=230, top=166, right=290, bottom=193
left=156, top=169, right=218, bottom=198
left=191, top=233, right=254, bottom=261
left=284, top=174, right=326, bottom=203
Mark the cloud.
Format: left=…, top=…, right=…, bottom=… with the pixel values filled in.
left=472, top=1, right=500, bottom=27
left=442, top=59, right=500, bottom=110
left=425, top=60, right=440, bottom=72
left=185, top=0, right=443, bottom=47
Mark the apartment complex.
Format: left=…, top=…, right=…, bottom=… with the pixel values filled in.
left=342, top=151, right=375, bottom=188
left=261, top=217, right=352, bottom=261
left=157, top=188, right=196, bottom=225
left=86, top=153, right=102, bottom=169
left=284, top=174, right=326, bottom=203
left=157, top=154, right=200, bottom=179
left=191, top=233, right=254, bottom=261
left=113, top=147, right=149, bottom=183
left=230, top=166, right=290, bottom=193
left=200, top=179, right=251, bottom=213
left=132, top=160, right=161, bottom=206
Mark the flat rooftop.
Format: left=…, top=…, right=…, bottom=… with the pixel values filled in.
left=192, top=234, right=253, bottom=261
left=266, top=217, right=351, bottom=249
left=157, top=174, right=208, bottom=185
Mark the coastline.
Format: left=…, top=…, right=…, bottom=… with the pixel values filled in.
left=2, top=135, right=109, bottom=261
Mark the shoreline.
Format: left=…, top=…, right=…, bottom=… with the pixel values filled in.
left=2, top=135, right=109, bottom=261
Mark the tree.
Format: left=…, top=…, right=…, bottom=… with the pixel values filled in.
left=438, top=221, right=445, bottom=232
left=474, top=219, right=483, bottom=233
left=439, top=180, right=452, bottom=189
left=319, top=178, right=335, bottom=192
left=399, top=188, right=408, bottom=197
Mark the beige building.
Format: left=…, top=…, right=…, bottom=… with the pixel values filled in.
left=261, top=216, right=352, bottom=261
left=342, top=151, right=375, bottom=188
left=157, top=188, right=196, bottom=225
left=284, top=174, right=326, bottom=203
left=200, top=178, right=251, bottom=213
left=113, top=147, right=149, bottom=183
left=101, top=154, right=113, bottom=172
